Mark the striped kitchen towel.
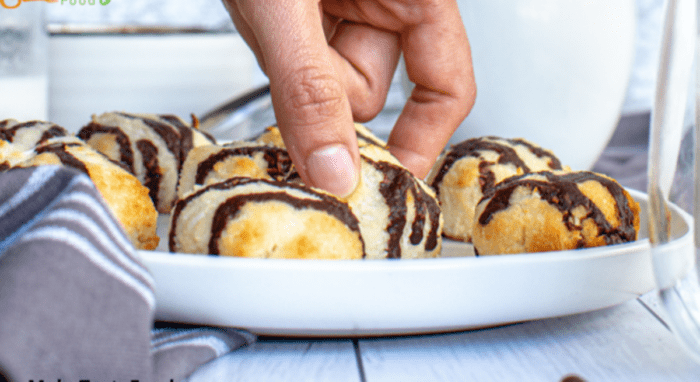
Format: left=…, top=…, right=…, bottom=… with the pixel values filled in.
left=0, top=166, right=252, bottom=382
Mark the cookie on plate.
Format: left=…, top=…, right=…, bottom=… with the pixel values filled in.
left=426, top=136, right=566, bottom=243
left=77, top=112, right=216, bottom=213
left=169, top=177, right=365, bottom=259
left=18, top=138, right=160, bottom=250
left=1, top=119, right=69, bottom=149
left=172, top=121, right=440, bottom=259
left=471, top=171, right=640, bottom=255
left=0, top=140, right=31, bottom=171
left=177, top=142, right=298, bottom=199
left=172, top=142, right=441, bottom=259
left=348, top=145, right=442, bottom=259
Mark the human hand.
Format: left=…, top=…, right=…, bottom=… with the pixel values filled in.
left=223, top=0, right=476, bottom=197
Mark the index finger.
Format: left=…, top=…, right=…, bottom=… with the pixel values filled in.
left=387, top=0, right=476, bottom=179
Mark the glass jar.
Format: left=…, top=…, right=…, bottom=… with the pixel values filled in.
left=0, top=2, right=48, bottom=122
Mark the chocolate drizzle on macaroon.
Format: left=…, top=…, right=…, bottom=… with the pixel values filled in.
left=35, top=142, right=89, bottom=175
left=1, top=121, right=68, bottom=146
left=431, top=137, right=563, bottom=195
left=116, top=112, right=183, bottom=169
left=37, top=126, right=69, bottom=146
left=79, top=112, right=209, bottom=212
left=195, top=146, right=298, bottom=185
left=0, top=129, right=12, bottom=142
left=159, top=113, right=216, bottom=169
left=160, top=114, right=193, bottom=164
left=367, top=158, right=441, bottom=258
left=510, top=138, right=563, bottom=169
left=136, top=140, right=162, bottom=204
left=478, top=171, right=637, bottom=246
left=78, top=122, right=135, bottom=172
left=169, top=177, right=365, bottom=257
left=356, top=130, right=386, bottom=148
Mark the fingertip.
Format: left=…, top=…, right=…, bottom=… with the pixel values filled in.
left=388, top=145, right=435, bottom=180
left=304, top=144, right=360, bottom=198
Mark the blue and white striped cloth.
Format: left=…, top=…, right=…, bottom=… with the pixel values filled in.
left=0, top=166, right=252, bottom=382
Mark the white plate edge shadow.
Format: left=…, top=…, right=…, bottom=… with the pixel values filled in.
left=137, top=189, right=694, bottom=336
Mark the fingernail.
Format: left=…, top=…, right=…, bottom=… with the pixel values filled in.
left=305, top=144, right=359, bottom=198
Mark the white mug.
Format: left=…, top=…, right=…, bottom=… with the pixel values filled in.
left=402, top=0, right=637, bottom=171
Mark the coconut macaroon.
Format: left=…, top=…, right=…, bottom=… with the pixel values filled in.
left=471, top=171, right=640, bottom=256
left=250, top=125, right=285, bottom=148
left=348, top=145, right=443, bottom=260
left=177, top=141, right=298, bottom=199
left=17, top=137, right=160, bottom=251
left=1, top=120, right=68, bottom=170
left=426, top=136, right=567, bottom=243
left=0, top=140, right=32, bottom=171
left=1, top=119, right=69, bottom=149
left=172, top=134, right=441, bottom=259
left=77, top=112, right=216, bottom=213
left=169, top=177, right=365, bottom=260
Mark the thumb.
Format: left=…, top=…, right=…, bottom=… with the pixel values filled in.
left=271, top=61, right=361, bottom=198
left=244, top=0, right=360, bottom=197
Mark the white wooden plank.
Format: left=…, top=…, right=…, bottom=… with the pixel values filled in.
left=638, top=290, right=670, bottom=327
left=359, top=300, right=700, bottom=382
left=186, top=339, right=362, bottom=382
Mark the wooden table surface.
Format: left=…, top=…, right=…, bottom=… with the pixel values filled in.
left=185, top=292, right=700, bottom=381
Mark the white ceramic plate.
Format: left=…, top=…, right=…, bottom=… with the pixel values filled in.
left=138, top=189, right=693, bottom=336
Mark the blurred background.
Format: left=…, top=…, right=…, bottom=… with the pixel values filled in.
left=42, top=0, right=665, bottom=116
left=44, top=0, right=263, bottom=132
left=1, top=0, right=670, bottom=181
left=46, top=0, right=234, bottom=31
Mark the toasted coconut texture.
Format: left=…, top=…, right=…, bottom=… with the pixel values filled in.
left=251, top=123, right=387, bottom=149
left=0, top=119, right=69, bottom=149
left=348, top=145, right=442, bottom=259
left=0, top=140, right=32, bottom=170
left=426, top=136, right=567, bottom=243
left=250, top=125, right=285, bottom=148
left=17, top=138, right=160, bottom=251
left=169, top=177, right=365, bottom=260
left=77, top=112, right=216, bottom=213
left=471, top=171, right=640, bottom=256
left=177, top=141, right=298, bottom=199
